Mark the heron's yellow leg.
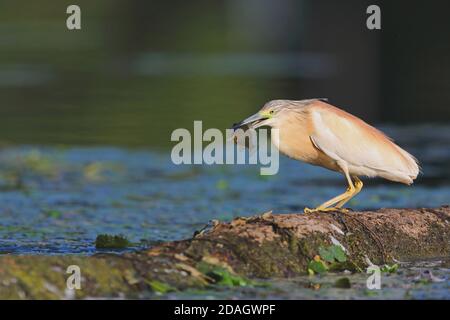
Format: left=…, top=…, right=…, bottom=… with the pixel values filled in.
left=304, top=169, right=355, bottom=214
left=335, top=176, right=363, bottom=208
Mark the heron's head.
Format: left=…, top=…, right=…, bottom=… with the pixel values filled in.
left=232, top=99, right=326, bottom=130
left=231, top=100, right=287, bottom=130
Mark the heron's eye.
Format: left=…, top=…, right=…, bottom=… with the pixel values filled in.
left=269, top=110, right=275, bottom=115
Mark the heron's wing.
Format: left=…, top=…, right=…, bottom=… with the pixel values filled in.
left=309, top=106, right=418, bottom=181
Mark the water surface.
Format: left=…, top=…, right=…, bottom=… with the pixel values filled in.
left=0, top=126, right=448, bottom=299
left=0, top=125, right=448, bottom=255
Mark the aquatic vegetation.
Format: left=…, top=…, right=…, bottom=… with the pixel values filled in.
left=215, top=179, right=228, bottom=190
left=0, top=146, right=447, bottom=255
left=196, top=262, right=253, bottom=287
left=146, top=280, right=176, bottom=294
left=0, top=146, right=448, bottom=299
left=334, top=277, right=351, bottom=289
left=318, top=245, right=347, bottom=263
left=95, top=234, right=131, bottom=249
left=83, top=162, right=123, bottom=182
left=308, top=245, right=348, bottom=275
left=381, top=264, right=399, bottom=273
left=308, top=256, right=329, bottom=275
left=83, top=162, right=106, bottom=182
left=42, top=209, right=63, bottom=219
left=22, top=150, right=59, bottom=177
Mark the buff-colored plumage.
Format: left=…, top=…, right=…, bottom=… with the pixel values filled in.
left=232, top=98, right=420, bottom=212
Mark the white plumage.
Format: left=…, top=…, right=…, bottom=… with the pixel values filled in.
left=310, top=106, right=419, bottom=184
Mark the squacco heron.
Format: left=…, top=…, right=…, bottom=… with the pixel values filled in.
left=232, top=99, right=419, bottom=213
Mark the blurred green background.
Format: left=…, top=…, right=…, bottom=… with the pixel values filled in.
left=0, top=0, right=449, bottom=147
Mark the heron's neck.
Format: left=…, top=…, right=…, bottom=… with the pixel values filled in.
left=271, top=111, right=320, bottom=163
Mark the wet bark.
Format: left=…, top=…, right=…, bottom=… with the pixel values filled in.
left=0, top=206, right=449, bottom=299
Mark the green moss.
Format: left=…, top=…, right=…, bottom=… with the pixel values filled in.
left=95, top=234, right=131, bottom=249
left=146, top=280, right=176, bottom=294
left=334, top=277, right=351, bottom=289
left=42, top=209, right=62, bottom=219
left=381, top=264, right=399, bottom=273
left=308, top=244, right=350, bottom=275
left=288, top=233, right=299, bottom=255
left=215, top=179, right=228, bottom=190
left=196, top=262, right=252, bottom=287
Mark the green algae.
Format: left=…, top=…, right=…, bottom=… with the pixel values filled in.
left=0, top=146, right=447, bottom=299
left=95, top=234, right=131, bottom=249
left=196, top=262, right=253, bottom=287
left=42, top=209, right=63, bottom=219
left=381, top=264, right=399, bottom=273
left=147, top=280, right=176, bottom=294
left=334, top=277, right=351, bottom=289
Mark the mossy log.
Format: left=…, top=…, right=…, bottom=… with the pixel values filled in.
left=0, top=206, right=449, bottom=299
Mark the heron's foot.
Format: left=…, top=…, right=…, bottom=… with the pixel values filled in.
left=304, top=207, right=349, bottom=214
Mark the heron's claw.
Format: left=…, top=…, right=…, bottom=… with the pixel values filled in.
left=304, top=207, right=349, bottom=214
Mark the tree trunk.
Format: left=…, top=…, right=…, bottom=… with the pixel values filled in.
left=0, top=206, right=448, bottom=299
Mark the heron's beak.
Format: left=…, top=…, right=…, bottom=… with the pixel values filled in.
left=232, top=111, right=270, bottom=130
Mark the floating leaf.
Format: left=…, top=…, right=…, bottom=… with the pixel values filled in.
left=381, top=264, right=398, bottom=273
left=332, top=245, right=347, bottom=263
left=318, top=245, right=347, bottom=263
left=318, top=247, right=335, bottom=262
left=308, top=258, right=328, bottom=274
